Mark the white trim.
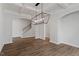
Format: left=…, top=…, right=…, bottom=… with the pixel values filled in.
left=49, top=39, right=79, bottom=48
left=61, top=42, right=79, bottom=48
left=49, top=39, right=61, bottom=45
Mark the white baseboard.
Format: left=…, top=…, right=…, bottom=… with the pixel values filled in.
left=49, top=40, right=79, bottom=48
left=49, top=40, right=61, bottom=45
left=61, top=41, right=79, bottom=48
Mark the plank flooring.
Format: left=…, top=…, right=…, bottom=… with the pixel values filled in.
left=1, top=37, right=79, bottom=56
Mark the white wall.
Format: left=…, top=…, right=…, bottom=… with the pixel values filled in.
left=23, top=25, right=35, bottom=38
left=0, top=5, right=13, bottom=51
left=2, top=10, right=12, bottom=44
left=48, top=15, right=58, bottom=43
left=12, top=19, right=35, bottom=38
left=0, top=4, right=4, bottom=51
left=58, top=11, right=79, bottom=47
left=12, top=19, right=24, bottom=37
left=35, top=24, right=45, bottom=39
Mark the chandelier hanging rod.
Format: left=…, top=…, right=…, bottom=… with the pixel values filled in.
left=35, top=3, right=40, bottom=6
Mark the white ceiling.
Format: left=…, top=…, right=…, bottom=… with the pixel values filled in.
left=13, top=3, right=64, bottom=17
left=15, top=3, right=62, bottom=13
left=3, top=3, right=79, bottom=19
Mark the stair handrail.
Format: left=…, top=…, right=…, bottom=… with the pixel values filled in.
left=23, top=23, right=31, bottom=31
left=22, top=22, right=31, bottom=34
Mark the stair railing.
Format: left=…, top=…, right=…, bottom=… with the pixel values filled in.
left=22, top=22, right=31, bottom=34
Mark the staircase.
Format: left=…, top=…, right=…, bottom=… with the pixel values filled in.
left=0, top=37, right=50, bottom=56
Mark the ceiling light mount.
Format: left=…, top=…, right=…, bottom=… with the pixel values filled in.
left=35, top=3, right=40, bottom=6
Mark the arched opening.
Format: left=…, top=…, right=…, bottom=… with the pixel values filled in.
left=59, top=11, right=79, bottom=47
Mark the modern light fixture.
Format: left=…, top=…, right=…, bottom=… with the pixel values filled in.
left=20, top=3, right=50, bottom=25
left=31, top=3, right=50, bottom=25
left=19, top=3, right=50, bottom=33
left=32, top=12, right=50, bottom=25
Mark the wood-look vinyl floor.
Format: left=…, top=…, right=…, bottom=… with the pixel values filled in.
left=1, top=37, right=79, bottom=56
